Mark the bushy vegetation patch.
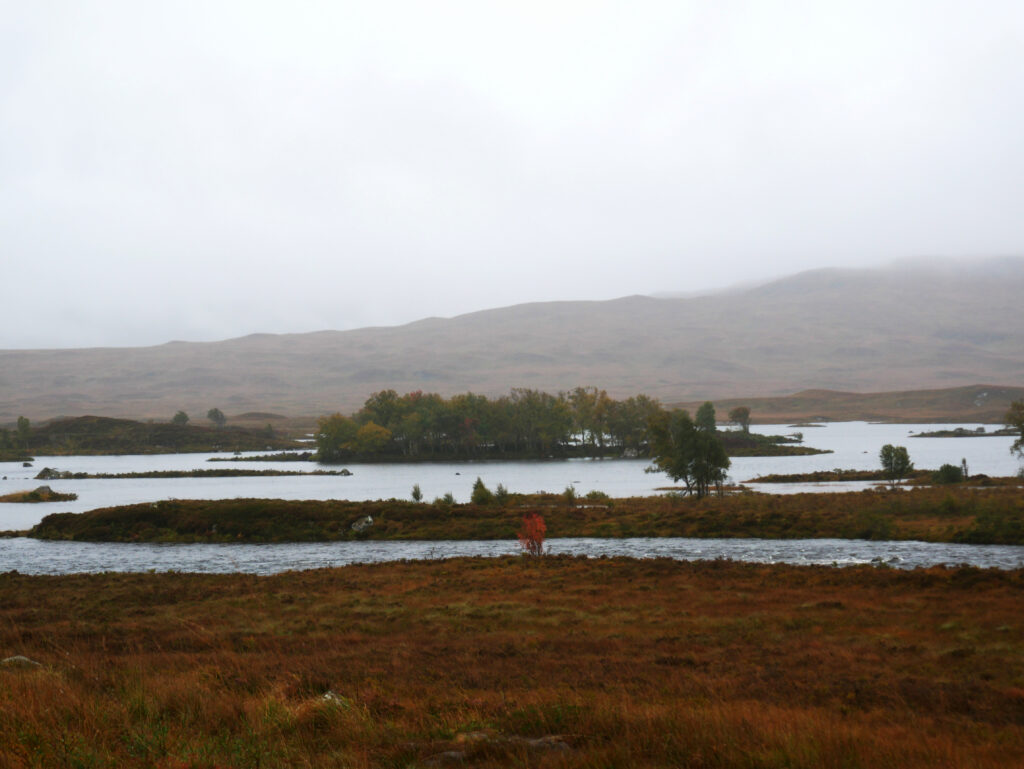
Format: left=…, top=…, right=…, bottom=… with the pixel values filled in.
left=26, top=487, right=1024, bottom=545
left=21, top=415, right=304, bottom=455
left=0, top=487, right=77, bottom=504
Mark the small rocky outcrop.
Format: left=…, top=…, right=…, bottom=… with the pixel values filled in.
left=35, top=468, right=72, bottom=480
left=422, top=732, right=574, bottom=765
left=2, top=655, right=41, bottom=669
left=350, top=515, right=374, bottom=533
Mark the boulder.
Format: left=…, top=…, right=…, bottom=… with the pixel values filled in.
left=2, top=655, right=41, bottom=669
left=350, top=516, right=374, bottom=533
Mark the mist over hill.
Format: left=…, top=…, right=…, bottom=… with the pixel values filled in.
left=2, top=259, right=1022, bottom=421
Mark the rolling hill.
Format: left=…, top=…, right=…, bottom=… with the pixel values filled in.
left=2, top=259, right=1022, bottom=421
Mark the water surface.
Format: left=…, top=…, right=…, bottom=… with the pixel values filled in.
left=0, top=421, right=1019, bottom=533
left=1, top=536, right=1021, bottom=575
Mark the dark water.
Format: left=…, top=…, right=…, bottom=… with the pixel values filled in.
left=1, top=537, right=1021, bottom=575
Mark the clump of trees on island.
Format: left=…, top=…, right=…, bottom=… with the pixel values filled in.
left=315, top=387, right=818, bottom=471
left=317, top=390, right=742, bottom=497
left=316, top=387, right=663, bottom=462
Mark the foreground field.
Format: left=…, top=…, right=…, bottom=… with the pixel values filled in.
left=1, top=558, right=1022, bottom=768
left=26, top=486, right=1024, bottom=545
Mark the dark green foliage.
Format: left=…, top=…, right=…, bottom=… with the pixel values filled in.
left=207, top=408, right=226, bottom=427
left=171, top=410, right=189, bottom=426
left=494, top=483, right=510, bottom=505
left=313, top=389, right=828, bottom=463
left=470, top=477, right=493, bottom=505
left=16, top=416, right=30, bottom=447
left=879, top=444, right=914, bottom=485
left=1007, top=399, right=1024, bottom=457
left=695, top=401, right=717, bottom=432
left=317, top=387, right=657, bottom=462
left=647, top=406, right=730, bottom=499
left=933, top=464, right=965, bottom=484
left=728, top=405, right=751, bottom=433
left=18, top=415, right=301, bottom=455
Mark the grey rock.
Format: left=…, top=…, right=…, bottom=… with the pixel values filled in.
left=350, top=515, right=373, bottom=532
left=2, top=655, right=41, bottom=669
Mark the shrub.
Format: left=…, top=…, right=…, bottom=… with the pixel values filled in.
left=517, top=513, right=546, bottom=556
left=494, top=483, right=510, bottom=505
left=471, top=477, right=494, bottom=505
left=563, top=485, right=577, bottom=505
left=411, top=484, right=423, bottom=502
left=932, top=464, right=964, bottom=484
left=432, top=492, right=455, bottom=508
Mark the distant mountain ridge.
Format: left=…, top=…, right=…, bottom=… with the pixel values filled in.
left=2, top=259, right=1022, bottom=420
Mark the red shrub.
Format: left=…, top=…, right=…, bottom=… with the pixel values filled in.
left=517, top=512, right=546, bottom=556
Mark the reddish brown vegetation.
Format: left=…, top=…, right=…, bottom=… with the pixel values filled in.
left=1, top=558, right=1022, bottom=767
left=516, top=512, right=546, bottom=555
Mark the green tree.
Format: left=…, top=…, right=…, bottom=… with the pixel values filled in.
left=567, top=386, right=612, bottom=449
left=171, top=411, right=189, bottom=426
left=353, top=422, right=392, bottom=454
left=494, top=483, right=510, bottom=505
left=647, top=408, right=730, bottom=499
left=607, top=394, right=662, bottom=454
left=728, top=406, right=751, bottom=433
left=879, top=444, right=913, bottom=486
left=932, top=463, right=964, bottom=484
left=316, top=413, right=358, bottom=462
left=359, top=390, right=404, bottom=431
left=470, top=477, right=494, bottom=505
left=15, top=416, right=31, bottom=447
left=695, top=402, right=717, bottom=432
left=207, top=408, right=226, bottom=428
left=1006, top=400, right=1024, bottom=457
left=411, top=484, right=423, bottom=502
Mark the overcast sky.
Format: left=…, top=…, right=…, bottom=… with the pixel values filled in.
left=2, top=1, right=1023, bottom=349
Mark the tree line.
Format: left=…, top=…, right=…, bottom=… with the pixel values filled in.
left=316, top=387, right=664, bottom=462
left=0, top=416, right=32, bottom=451
left=316, top=388, right=738, bottom=498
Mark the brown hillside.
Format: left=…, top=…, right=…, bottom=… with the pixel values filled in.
left=1, top=260, right=1022, bottom=420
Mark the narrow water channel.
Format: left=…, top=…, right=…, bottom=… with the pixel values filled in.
left=2, top=536, right=1021, bottom=575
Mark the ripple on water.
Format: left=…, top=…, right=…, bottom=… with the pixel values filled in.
left=1, top=537, right=1022, bottom=575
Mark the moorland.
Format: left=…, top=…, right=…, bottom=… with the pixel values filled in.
left=1, top=557, right=1022, bottom=768
left=21, top=486, right=1024, bottom=545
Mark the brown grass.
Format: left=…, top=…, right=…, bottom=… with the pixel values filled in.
left=1, top=558, right=1023, bottom=767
